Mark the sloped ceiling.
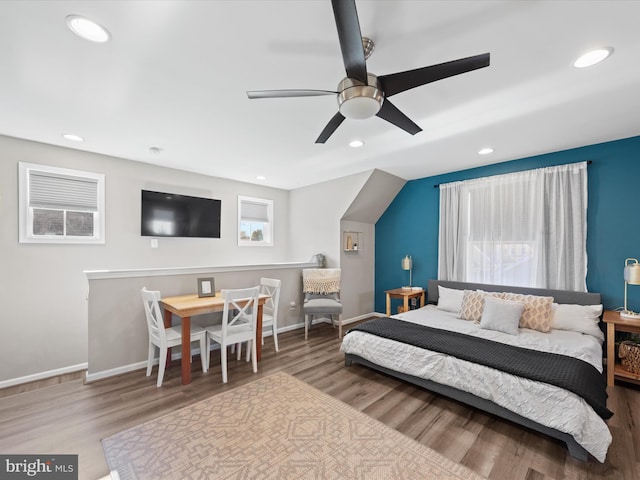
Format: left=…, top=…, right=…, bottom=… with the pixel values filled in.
left=342, top=169, right=406, bottom=224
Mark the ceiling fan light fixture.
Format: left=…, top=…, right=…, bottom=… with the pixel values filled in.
left=573, top=47, right=613, bottom=68
left=337, top=76, right=383, bottom=119
left=339, top=95, right=382, bottom=119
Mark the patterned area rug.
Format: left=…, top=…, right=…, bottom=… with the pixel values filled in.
left=102, top=372, right=485, bottom=480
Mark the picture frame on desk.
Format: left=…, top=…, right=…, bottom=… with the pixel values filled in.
left=197, top=277, right=215, bottom=297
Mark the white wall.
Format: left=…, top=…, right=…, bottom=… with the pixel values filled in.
left=0, top=135, right=291, bottom=383
left=288, top=172, right=373, bottom=319
left=288, top=170, right=405, bottom=318
left=288, top=172, right=370, bottom=267
left=340, top=220, right=375, bottom=318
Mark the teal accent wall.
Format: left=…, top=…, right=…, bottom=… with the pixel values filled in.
left=375, top=135, right=640, bottom=313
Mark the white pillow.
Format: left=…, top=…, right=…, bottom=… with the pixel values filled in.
left=437, top=285, right=465, bottom=313
left=551, top=303, right=604, bottom=340
left=479, top=296, right=525, bottom=336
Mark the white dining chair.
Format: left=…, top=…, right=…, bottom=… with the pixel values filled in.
left=141, top=287, right=207, bottom=387
left=204, top=286, right=260, bottom=383
left=233, top=278, right=281, bottom=359
left=260, top=277, right=281, bottom=352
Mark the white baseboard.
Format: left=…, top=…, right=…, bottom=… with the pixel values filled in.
left=84, top=346, right=220, bottom=383
left=85, top=361, right=150, bottom=383
left=342, top=312, right=385, bottom=324
left=0, top=363, right=88, bottom=390
left=288, top=312, right=383, bottom=328
left=9, top=313, right=383, bottom=387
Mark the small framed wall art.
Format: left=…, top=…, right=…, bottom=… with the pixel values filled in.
left=197, top=277, right=215, bottom=297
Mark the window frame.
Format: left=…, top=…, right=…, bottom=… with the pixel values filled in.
left=19, top=162, right=106, bottom=244
left=237, top=195, right=273, bottom=247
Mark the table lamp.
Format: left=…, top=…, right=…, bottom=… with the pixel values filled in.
left=401, top=255, right=412, bottom=289
left=622, top=257, right=640, bottom=319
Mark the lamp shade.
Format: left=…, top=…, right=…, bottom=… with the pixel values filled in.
left=401, top=255, right=412, bottom=271
left=624, top=258, right=640, bottom=285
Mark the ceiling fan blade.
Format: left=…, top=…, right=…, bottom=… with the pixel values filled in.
left=247, top=89, right=337, bottom=99
left=331, top=0, right=368, bottom=83
left=376, top=99, right=422, bottom=135
left=315, top=112, right=346, bottom=144
left=379, top=53, right=490, bottom=97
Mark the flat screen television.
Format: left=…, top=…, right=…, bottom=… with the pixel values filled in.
left=141, top=190, right=221, bottom=238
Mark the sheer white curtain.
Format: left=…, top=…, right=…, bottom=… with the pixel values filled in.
left=438, top=161, right=588, bottom=291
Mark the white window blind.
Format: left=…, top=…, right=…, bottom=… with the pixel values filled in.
left=239, top=199, right=269, bottom=223
left=29, top=171, right=98, bottom=211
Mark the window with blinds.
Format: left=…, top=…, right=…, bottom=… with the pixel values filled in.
left=19, top=162, right=105, bottom=244
left=238, top=195, right=273, bottom=246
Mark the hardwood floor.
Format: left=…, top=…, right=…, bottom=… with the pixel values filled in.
left=1, top=322, right=639, bottom=480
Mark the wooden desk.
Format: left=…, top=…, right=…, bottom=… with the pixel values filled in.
left=385, top=288, right=425, bottom=316
left=160, top=292, right=269, bottom=385
left=603, top=310, right=640, bottom=387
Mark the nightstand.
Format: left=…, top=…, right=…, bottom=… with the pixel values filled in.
left=603, top=310, right=640, bottom=386
left=385, top=288, right=425, bottom=316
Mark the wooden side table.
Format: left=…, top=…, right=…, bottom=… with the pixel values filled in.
left=603, top=310, right=640, bottom=387
left=385, top=288, right=425, bottom=316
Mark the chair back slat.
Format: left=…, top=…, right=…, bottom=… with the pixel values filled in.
left=221, top=287, right=260, bottom=338
left=141, top=287, right=165, bottom=342
left=260, top=277, right=281, bottom=317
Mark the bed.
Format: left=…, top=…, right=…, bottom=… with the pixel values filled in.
left=341, top=279, right=612, bottom=462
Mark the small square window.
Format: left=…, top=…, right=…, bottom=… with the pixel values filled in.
left=19, top=162, right=105, bottom=244
left=66, top=211, right=95, bottom=236
left=33, top=208, right=64, bottom=236
left=238, top=195, right=273, bottom=246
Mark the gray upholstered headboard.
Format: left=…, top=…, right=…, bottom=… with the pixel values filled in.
left=427, top=279, right=601, bottom=306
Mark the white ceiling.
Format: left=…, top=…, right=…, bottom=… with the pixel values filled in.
left=1, top=1, right=639, bottom=190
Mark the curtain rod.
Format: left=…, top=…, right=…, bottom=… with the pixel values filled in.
left=433, top=160, right=592, bottom=188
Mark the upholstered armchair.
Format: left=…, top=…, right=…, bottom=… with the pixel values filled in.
left=302, top=268, right=343, bottom=339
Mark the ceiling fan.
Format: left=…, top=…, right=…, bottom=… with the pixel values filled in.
left=247, top=0, right=490, bottom=144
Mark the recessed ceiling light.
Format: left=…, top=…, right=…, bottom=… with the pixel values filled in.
left=66, top=15, right=111, bottom=43
left=256, top=175, right=267, bottom=180
left=573, top=47, right=613, bottom=68
left=349, top=139, right=365, bottom=148
left=478, top=147, right=494, bottom=155
left=62, top=133, right=84, bottom=142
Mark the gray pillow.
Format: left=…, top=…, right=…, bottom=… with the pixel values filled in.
left=479, top=296, right=525, bottom=336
